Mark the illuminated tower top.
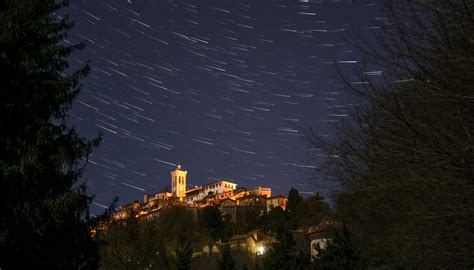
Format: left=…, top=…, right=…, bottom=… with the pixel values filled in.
left=170, top=164, right=187, bottom=199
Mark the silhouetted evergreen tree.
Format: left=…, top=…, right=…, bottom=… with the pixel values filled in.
left=0, top=0, right=100, bottom=268
left=304, top=192, right=332, bottom=226
left=286, top=188, right=304, bottom=213
left=286, top=188, right=306, bottom=228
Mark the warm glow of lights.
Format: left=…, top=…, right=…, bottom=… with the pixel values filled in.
left=257, top=245, right=265, bottom=255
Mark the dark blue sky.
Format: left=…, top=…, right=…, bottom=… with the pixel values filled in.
left=65, top=0, right=380, bottom=214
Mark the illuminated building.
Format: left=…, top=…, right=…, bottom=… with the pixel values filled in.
left=170, top=164, right=187, bottom=199
left=266, top=195, right=287, bottom=211
left=227, top=229, right=278, bottom=255
left=112, top=164, right=286, bottom=221
left=184, top=179, right=237, bottom=204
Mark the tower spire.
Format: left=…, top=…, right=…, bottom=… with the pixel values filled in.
left=170, top=164, right=187, bottom=200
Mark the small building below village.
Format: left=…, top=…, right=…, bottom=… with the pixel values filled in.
left=304, top=219, right=343, bottom=259
left=202, top=229, right=279, bottom=256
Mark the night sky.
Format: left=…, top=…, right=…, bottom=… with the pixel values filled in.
left=64, top=0, right=380, bottom=214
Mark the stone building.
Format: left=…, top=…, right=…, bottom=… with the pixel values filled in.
left=170, top=164, right=187, bottom=199
left=266, top=195, right=287, bottom=211
left=306, top=219, right=343, bottom=259
left=228, top=229, right=278, bottom=255
left=184, top=179, right=237, bottom=204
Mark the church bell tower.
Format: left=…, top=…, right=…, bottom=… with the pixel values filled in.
left=170, top=164, right=187, bottom=200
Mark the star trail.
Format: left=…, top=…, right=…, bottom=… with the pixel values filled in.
left=65, top=0, right=380, bottom=213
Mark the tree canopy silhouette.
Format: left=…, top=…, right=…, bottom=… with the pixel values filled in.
left=304, top=0, right=474, bottom=268
left=0, top=0, right=100, bottom=268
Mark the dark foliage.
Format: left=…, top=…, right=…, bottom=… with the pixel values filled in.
left=286, top=188, right=304, bottom=214
left=260, top=206, right=288, bottom=235
left=285, top=188, right=332, bottom=229
left=217, top=246, right=235, bottom=270
left=235, top=205, right=263, bottom=234
left=304, top=193, right=332, bottom=226
left=198, top=206, right=232, bottom=242
left=286, top=188, right=305, bottom=229
left=304, top=0, right=474, bottom=268
left=262, top=230, right=310, bottom=270
left=98, top=216, right=169, bottom=270
left=311, top=225, right=366, bottom=270
left=99, top=206, right=200, bottom=270
left=0, top=0, right=100, bottom=268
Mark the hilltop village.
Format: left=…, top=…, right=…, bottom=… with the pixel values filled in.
left=97, top=164, right=342, bottom=268
left=113, top=164, right=287, bottom=221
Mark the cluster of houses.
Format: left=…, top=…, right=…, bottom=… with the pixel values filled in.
left=108, top=164, right=340, bottom=259
left=112, top=164, right=286, bottom=222
left=203, top=220, right=342, bottom=259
